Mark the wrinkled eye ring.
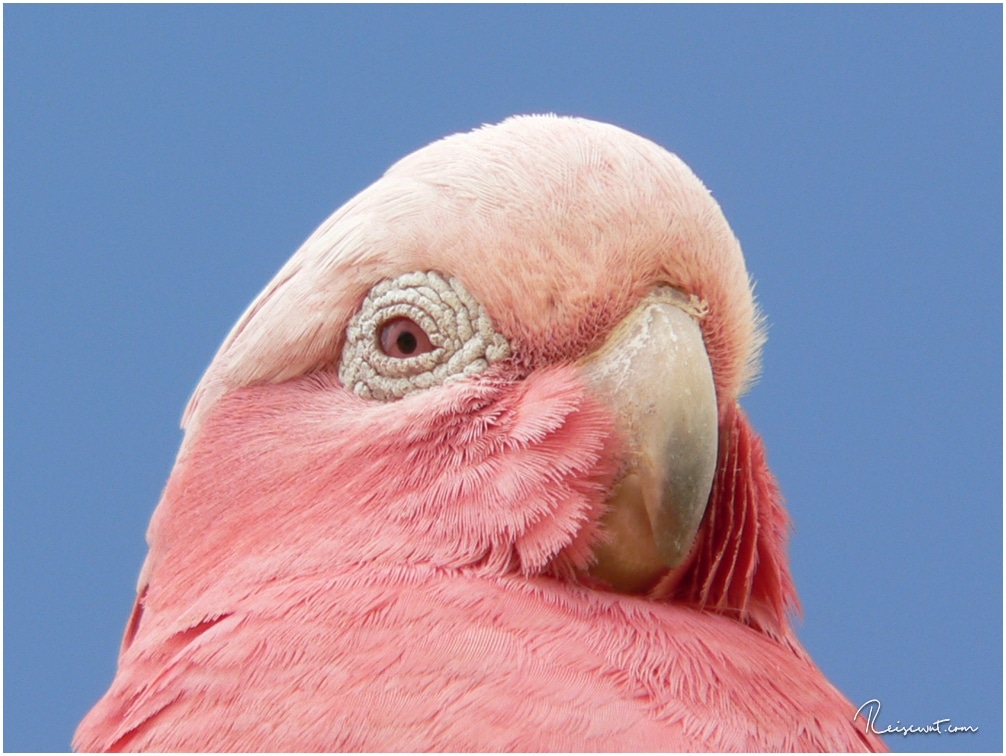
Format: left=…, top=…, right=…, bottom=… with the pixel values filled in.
left=339, top=271, right=511, bottom=401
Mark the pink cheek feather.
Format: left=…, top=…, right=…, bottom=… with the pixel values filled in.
left=139, top=364, right=622, bottom=620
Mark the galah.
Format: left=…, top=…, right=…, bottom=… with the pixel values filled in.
left=75, top=115, right=885, bottom=752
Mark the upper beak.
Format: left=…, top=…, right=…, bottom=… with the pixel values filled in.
left=577, top=287, right=718, bottom=593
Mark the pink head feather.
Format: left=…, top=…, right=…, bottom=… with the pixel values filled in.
left=183, top=115, right=763, bottom=438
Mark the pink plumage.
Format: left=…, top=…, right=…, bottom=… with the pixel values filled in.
left=75, top=115, right=886, bottom=752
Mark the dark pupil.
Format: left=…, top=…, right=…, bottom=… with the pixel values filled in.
left=397, top=331, right=418, bottom=354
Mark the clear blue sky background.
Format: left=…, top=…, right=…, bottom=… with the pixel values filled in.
left=5, top=6, right=1001, bottom=752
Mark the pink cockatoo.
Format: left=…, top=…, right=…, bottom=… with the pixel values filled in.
left=75, top=116, right=885, bottom=752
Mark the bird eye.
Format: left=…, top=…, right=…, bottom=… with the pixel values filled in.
left=339, top=271, right=511, bottom=401
left=378, top=317, right=434, bottom=358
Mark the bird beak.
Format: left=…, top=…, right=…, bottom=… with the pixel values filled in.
left=577, top=288, right=718, bottom=593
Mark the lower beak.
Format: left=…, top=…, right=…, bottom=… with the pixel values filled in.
left=577, top=288, right=718, bottom=593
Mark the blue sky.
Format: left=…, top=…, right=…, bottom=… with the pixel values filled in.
left=5, top=5, right=1001, bottom=752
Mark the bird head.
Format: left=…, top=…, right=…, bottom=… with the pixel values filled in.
left=142, top=115, right=796, bottom=644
